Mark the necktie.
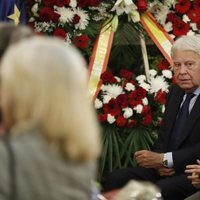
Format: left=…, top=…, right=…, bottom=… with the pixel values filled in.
left=168, top=93, right=195, bottom=151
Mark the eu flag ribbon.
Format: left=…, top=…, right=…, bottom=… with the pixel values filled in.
left=0, top=0, right=26, bottom=24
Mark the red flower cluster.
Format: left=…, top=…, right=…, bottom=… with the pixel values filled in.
left=136, top=0, right=148, bottom=12
left=95, top=69, right=170, bottom=129
left=167, top=0, right=200, bottom=36
left=27, top=0, right=104, bottom=52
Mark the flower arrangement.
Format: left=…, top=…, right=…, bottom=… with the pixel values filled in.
left=27, top=0, right=113, bottom=57
left=149, top=0, right=200, bottom=40
left=94, top=58, right=173, bottom=175
left=26, top=0, right=150, bottom=58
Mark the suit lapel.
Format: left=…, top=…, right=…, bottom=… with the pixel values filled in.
left=177, top=94, right=200, bottom=147
left=165, top=86, right=184, bottom=143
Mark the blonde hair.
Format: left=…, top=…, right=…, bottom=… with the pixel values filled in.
left=0, top=36, right=101, bottom=162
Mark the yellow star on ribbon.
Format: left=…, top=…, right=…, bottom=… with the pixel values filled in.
left=7, top=4, right=21, bottom=25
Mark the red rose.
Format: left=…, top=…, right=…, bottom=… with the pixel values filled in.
left=42, top=0, right=55, bottom=7
left=142, top=105, right=151, bottom=115
left=155, top=90, right=167, bottom=105
left=123, top=80, right=135, bottom=89
left=142, top=114, right=152, bottom=126
left=77, top=0, right=88, bottom=8
left=100, top=71, right=117, bottom=84
left=53, top=28, right=67, bottom=39
left=135, top=99, right=142, bottom=105
left=39, top=7, right=60, bottom=22
left=127, top=119, right=137, bottom=128
left=103, top=99, right=121, bottom=116
left=157, top=59, right=170, bottom=70
left=73, top=35, right=90, bottom=49
left=55, top=0, right=70, bottom=7
left=116, top=116, right=127, bottom=127
left=187, top=9, right=200, bottom=23
left=194, top=0, right=200, bottom=9
left=51, top=12, right=60, bottom=23
left=175, top=0, right=191, bottom=14
left=120, top=69, right=133, bottom=80
left=128, top=91, right=136, bottom=99
left=98, top=114, right=107, bottom=122
left=39, top=7, right=54, bottom=22
left=129, top=99, right=137, bottom=108
left=88, top=0, right=100, bottom=6
left=72, top=14, right=81, bottom=25
left=167, top=12, right=178, bottom=23
left=117, top=94, right=128, bottom=108
left=135, top=87, right=147, bottom=99
left=136, top=0, right=148, bottom=12
left=172, top=20, right=190, bottom=36
left=196, top=21, right=200, bottom=30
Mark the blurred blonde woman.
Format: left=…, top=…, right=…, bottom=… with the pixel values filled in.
left=0, top=23, right=33, bottom=133
left=0, top=36, right=101, bottom=200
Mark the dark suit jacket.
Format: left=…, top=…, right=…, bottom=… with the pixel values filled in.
left=153, top=85, right=200, bottom=173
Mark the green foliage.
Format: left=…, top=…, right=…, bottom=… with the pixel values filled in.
left=99, top=126, right=157, bottom=180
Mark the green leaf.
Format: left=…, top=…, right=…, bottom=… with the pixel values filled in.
left=99, top=136, right=109, bottom=178
left=113, top=131, right=122, bottom=169
left=108, top=131, right=113, bottom=172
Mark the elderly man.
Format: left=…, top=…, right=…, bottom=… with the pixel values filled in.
left=104, top=35, right=200, bottom=200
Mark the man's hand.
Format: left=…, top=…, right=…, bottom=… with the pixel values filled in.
left=157, top=167, right=175, bottom=176
left=134, top=150, right=164, bottom=168
left=185, top=160, right=200, bottom=189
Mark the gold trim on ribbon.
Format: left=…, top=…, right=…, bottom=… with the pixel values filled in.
left=140, top=12, right=174, bottom=66
left=88, top=24, right=114, bottom=100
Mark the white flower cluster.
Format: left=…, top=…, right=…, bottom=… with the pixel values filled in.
left=148, top=0, right=200, bottom=39
left=138, top=69, right=172, bottom=94
left=111, top=0, right=140, bottom=23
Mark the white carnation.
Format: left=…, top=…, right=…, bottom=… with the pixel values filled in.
left=191, top=23, right=198, bottom=31
left=73, top=8, right=89, bottom=30
left=69, top=0, right=77, bottom=7
left=134, top=104, right=143, bottom=114
left=101, top=84, right=107, bottom=91
left=114, top=76, right=121, bottom=82
left=136, top=75, right=146, bottom=83
left=187, top=30, right=195, bottom=36
left=104, top=84, right=123, bottom=98
left=29, top=17, right=35, bottom=22
left=149, top=76, right=169, bottom=93
left=139, top=82, right=150, bottom=91
left=31, top=3, right=39, bottom=17
left=183, top=14, right=190, bottom=23
left=149, top=69, right=157, bottom=77
left=164, top=22, right=173, bottom=32
left=107, top=114, right=116, bottom=124
left=102, top=95, right=112, bottom=104
left=169, top=34, right=175, bottom=39
left=142, top=97, right=148, bottom=105
left=162, top=105, right=166, bottom=113
left=123, top=108, right=133, bottom=118
left=162, top=70, right=172, bottom=79
left=55, top=7, right=74, bottom=23
left=94, top=98, right=103, bottom=109
left=125, top=82, right=135, bottom=91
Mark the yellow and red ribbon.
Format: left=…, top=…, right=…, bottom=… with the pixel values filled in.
left=88, top=24, right=114, bottom=101
left=140, top=12, right=174, bottom=66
